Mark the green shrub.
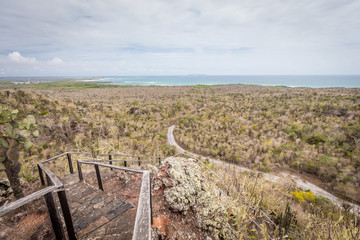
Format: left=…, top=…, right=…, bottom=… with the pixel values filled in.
left=305, top=133, right=326, bottom=146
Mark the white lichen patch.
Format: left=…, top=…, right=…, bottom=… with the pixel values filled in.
left=160, top=157, right=237, bottom=239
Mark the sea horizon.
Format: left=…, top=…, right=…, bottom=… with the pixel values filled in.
left=1, top=75, right=360, bottom=88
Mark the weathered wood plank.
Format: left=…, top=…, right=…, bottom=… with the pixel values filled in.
left=41, top=153, right=67, bottom=164
left=0, top=186, right=57, bottom=216
left=83, top=159, right=154, bottom=162
left=67, top=152, right=156, bottom=158
left=38, top=163, right=63, bottom=187
left=78, top=161, right=145, bottom=174
left=132, top=171, right=151, bottom=240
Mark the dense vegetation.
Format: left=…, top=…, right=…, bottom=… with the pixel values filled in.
left=200, top=156, right=359, bottom=239
left=0, top=84, right=359, bottom=239
left=0, top=87, right=198, bottom=183
left=174, top=86, right=360, bottom=203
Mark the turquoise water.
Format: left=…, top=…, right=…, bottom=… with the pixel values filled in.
left=2, top=75, right=360, bottom=88
left=95, top=75, right=360, bottom=88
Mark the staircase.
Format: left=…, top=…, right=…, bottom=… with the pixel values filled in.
left=61, top=173, right=136, bottom=239
left=0, top=152, right=153, bottom=240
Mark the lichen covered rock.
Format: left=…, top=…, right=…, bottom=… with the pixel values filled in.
left=163, top=157, right=203, bottom=214
left=158, top=157, right=237, bottom=239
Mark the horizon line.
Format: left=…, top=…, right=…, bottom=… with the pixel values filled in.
left=1, top=74, right=360, bottom=79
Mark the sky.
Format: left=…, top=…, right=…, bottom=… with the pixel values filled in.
left=0, top=0, right=359, bottom=77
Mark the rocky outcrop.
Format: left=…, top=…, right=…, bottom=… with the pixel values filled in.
left=0, top=179, right=12, bottom=206
left=154, top=157, right=237, bottom=239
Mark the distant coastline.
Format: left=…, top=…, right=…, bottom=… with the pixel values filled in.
left=1, top=75, right=360, bottom=88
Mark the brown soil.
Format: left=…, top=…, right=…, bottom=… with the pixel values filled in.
left=0, top=198, right=54, bottom=240
left=0, top=180, right=55, bottom=240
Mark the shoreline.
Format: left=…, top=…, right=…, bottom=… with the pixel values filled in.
left=1, top=75, right=360, bottom=89
left=1, top=83, right=359, bottom=89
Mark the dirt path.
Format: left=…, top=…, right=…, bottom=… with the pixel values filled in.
left=167, top=125, right=360, bottom=216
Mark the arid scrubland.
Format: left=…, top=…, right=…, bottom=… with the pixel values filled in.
left=196, top=155, right=359, bottom=239
left=0, top=87, right=196, bottom=182
left=173, top=86, right=360, bottom=203
left=0, top=85, right=359, bottom=239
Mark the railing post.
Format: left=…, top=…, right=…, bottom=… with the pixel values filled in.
left=94, top=164, right=103, bottom=191
left=44, top=192, right=65, bottom=240
left=77, top=161, right=83, bottom=181
left=124, top=160, right=127, bottom=167
left=38, top=165, right=45, bottom=186
left=138, top=156, right=141, bottom=166
left=109, top=155, right=113, bottom=170
left=57, top=190, right=76, bottom=240
left=67, top=153, right=74, bottom=174
left=46, top=174, right=52, bottom=187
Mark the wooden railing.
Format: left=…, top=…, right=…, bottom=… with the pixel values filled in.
left=0, top=152, right=162, bottom=240
left=76, top=160, right=153, bottom=240
left=0, top=155, right=75, bottom=240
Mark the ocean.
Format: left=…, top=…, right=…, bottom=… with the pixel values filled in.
left=90, top=75, right=360, bottom=88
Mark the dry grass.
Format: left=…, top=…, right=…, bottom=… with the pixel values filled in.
left=0, top=85, right=359, bottom=239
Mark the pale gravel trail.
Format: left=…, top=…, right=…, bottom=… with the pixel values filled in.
left=167, top=125, right=360, bottom=216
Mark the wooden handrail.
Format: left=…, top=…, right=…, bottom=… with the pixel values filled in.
left=77, top=158, right=159, bottom=163
left=77, top=160, right=146, bottom=174
left=0, top=186, right=57, bottom=216
left=38, top=163, right=63, bottom=187
left=2, top=152, right=156, bottom=240
left=132, top=171, right=151, bottom=240
left=66, top=152, right=158, bottom=159
left=40, top=152, right=68, bottom=163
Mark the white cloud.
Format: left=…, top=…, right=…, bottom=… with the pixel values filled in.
left=0, top=0, right=359, bottom=76
left=8, top=51, right=37, bottom=64
left=48, top=57, right=64, bottom=65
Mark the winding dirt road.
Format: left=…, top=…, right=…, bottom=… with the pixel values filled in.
left=167, top=125, right=359, bottom=215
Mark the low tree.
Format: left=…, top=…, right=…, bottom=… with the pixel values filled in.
left=0, top=107, right=39, bottom=199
